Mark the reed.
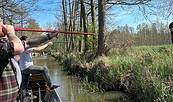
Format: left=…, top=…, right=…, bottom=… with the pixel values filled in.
left=53, top=45, right=173, bottom=101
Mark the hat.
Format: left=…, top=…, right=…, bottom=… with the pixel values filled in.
left=20, top=36, right=28, bottom=40
left=169, top=22, right=173, bottom=29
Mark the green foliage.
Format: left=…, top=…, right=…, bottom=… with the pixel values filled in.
left=108, top=21, right=170, bottom=48
left=52, top=45, right=173, bottom=102
left=82, top=76, right=101, bottom=92
left=27, top=18, right=40, bottom=29
left=109, top=45, right=173, bottom=101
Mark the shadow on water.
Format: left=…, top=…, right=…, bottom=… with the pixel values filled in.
left=33, top=56, right=130, bottom=102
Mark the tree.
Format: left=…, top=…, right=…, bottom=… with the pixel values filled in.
left=81, top=0, right=89, bottom=53
left=57, top=0, right=173, bottom=55
left=96, top=0, right=157, bottom=56
left=26, top=19, right=41, bottom=38
left=97, top=0, right=107, bottom=56
left=90, top=0, right=97, bottom=51
left=27, top=19, right=40, bottom=29
left=62, top=0, right=68, bottom=51
left=0, top=0, right=38, bottom=25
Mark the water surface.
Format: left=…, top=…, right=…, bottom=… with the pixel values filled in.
left=33, top=56, right=130, bottom=102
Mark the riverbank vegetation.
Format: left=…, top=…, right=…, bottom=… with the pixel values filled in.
left=2, top=0, right=173, bottom=101
left=52, top=45, right=173, bottom=102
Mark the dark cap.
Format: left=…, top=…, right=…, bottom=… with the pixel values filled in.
left=169, top=22, right=173, bottom=29
left=20, top=36, right=28, bottom=40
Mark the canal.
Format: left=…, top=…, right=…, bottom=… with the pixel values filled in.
left=33, top=56, right=129, bottom=102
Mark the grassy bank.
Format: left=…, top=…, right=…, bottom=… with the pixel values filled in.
left=52, top=45, right=173, bottom=102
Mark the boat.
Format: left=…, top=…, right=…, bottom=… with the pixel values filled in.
left=25, top=74, right=62, bottom=102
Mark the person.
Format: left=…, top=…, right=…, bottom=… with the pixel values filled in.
left=169, top=22, right=173, bottom=44
left=18, top=34, right=59, bottom=101
left=0, top=20, right=24, bottom=101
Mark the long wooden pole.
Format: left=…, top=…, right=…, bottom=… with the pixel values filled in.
left=14, top=27, right=95, bottom=36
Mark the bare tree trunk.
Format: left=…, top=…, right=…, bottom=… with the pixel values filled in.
left=72, top=0, right=78, bottom=51
left=70, top=0, right=75, bottom=52
left=67, top=0, right=73, bottom=52
left=81, top=0, right=88, bottom=53
left=90, top=0, right=97, bottom=51
left=62, top=0, right=68, bottom=52
left=79, top=0, right=83, bottom=52
left=97, top=0, right=106, bottom=56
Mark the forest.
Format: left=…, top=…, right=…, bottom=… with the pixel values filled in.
left=1, top=0, right=173, bottom=101
left=0, top=0, right=172, bottom=54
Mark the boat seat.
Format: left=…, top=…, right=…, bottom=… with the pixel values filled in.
left=28, top=74, right=49, bottom=93
left=29, top=74, right=45, bottom=81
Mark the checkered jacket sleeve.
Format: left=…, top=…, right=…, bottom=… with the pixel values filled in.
left=0, top=42, right=18, bottom=101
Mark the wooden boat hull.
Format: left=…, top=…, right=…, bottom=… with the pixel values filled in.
left=27, top=74, right=61, bottom=102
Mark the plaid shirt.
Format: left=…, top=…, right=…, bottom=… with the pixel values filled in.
left=0, top=42, right=18, bottom=102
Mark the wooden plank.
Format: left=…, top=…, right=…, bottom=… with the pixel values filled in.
left=29, top=75, right=45, bottom=82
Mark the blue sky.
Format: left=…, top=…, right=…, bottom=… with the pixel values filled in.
left=31, top=2, right=143, bottom=29
left=29, top=0, right=60, bottom=29
left=31, top=11, right=57, bottom=28
left=30, top=0, right=171, bottom=31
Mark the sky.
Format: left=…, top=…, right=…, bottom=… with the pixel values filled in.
left=31, top=11, right=57, bottom=28
left=30, top=0, right=172, bottom=32
left=29, top=0, right=61, bottom=29
left=31, top=2, right=142, bottom=29
left=106, top=4, right=170, bottom=31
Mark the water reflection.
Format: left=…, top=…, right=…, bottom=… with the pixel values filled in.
left=33, top=56, right=130, bottom=102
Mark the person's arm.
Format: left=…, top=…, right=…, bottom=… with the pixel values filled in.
left=2, top=25, right=24, bottom=55
left=32, top=42, right=53, bottom=52
left=25, top=32, right=58, bottom=48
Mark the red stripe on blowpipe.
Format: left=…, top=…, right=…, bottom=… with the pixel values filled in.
left=14, top=27, right=95, bottom=36
left=14, top=28, right=57, bottom=33
left=59, top=31, right=95, bottom=35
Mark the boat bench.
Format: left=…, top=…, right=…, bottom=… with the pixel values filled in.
left=28, top=74, right=49, bottom=93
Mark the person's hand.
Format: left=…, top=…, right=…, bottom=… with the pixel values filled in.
left=48, top=32, right=59, bottom=39
left=54, top=32, right=59, bottom=38
left=2, top=25, right=15, bottom=35
left=47, top=41, right=53, bottom=46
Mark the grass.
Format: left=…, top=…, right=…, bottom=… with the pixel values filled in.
left=52, top=45, right=173, bottom=102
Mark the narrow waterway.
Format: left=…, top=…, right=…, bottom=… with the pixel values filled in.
left=33, top=56, right=129, bottom=102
